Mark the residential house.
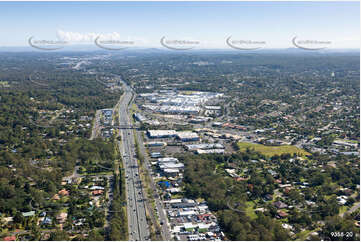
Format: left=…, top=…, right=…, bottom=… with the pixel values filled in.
left=277, top=210, right=288, bottom=218
left=273, top=201, right=288, bottom=209
left=58, top=189, right=69, bottom=196
left=3, top=236, right=16, bottom=241
left=56, top=212, right=68, bottom=224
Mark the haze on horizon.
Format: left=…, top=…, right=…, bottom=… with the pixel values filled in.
left=0, top=1, right=359, bottom=49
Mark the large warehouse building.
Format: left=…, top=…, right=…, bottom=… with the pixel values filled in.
left=176, top=131, right=200, bottom=142
left=147, top=130, right=177, bottom=138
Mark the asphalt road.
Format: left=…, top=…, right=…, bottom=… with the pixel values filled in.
left=117, top=83, right=149, bottom=241
left=135, top=130, right=172, bottom=240
left=340, top=202, right=360, bottom=218
left=89, top=110, right=101, bottom=140
left=348, top=202, right=360, bottom=214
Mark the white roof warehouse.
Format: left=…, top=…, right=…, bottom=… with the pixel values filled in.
left=147, top=130, right=177, bottom=138
left=176, top=131, right=200, bottom=142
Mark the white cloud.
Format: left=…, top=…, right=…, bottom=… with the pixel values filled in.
left=56, top=30, right=149, bottom=47
left=56, top=30, right=125, bottom=42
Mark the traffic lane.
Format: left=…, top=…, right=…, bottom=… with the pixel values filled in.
left=124, top=133, right=144, bottom=240
left=135, top=131, right=172, bottom=240
left=128, top=165, right=139, bottom=240
left=119, top=92, right=149, bottom=240
left=155, top=198, right=170, bottom=240
left=118, top=94, right=139, bottom=239
left=128, top=152, right=145, bottom=239
left=122, top=147, right=137, bottom=240
left=134, top=176, right=148, bottom=234
left=119, top=140, right=133, bottom=240
left=121, top=131, right=140, bottom=240
left=123, top=135, right=140, bottom=240
left=123, top=89, right=147, bottom=238
left=126, top=140, right=148, bottom=239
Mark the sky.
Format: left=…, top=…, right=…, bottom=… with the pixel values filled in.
left=0, top=1, right=359, bottom=49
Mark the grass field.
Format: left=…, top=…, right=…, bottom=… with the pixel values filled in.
left=339, top=205, right=348, bottom=214
left=245, top=201, right=257, bottom=219
left=295, top=229, right=311, bottom=240
left=181, top=90, right=196, bottom=95
left=338, top=139, right=359, bottom=144
left=237, top=142, right=311, bottom=157
left=295, top=228, right=320, bottom=241
left=129, top=103, right=140, bottom=116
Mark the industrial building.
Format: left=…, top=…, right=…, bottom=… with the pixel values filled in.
left=133, top=113, right=147, bottom=122
left=139, top=90, right=223, bottom=115
left=189, top=117, right=211, bottom=123
left=185, top=143, right=224, bottom=151
left=158, top=157, right=179, bottom=163
left=150, top=152, right=162, bottom=158
left=212, top=122, right=223, bottom=127
left=159, top=162, right=184, bottom=170
left=176, top=131, right=200, bottom=142
left=204, top=106, right=221, bottom=110
left=147, top=130, right=177, bottom=138
left=196, top=149, right=225, bottom=154
left=164, top=168, right=180, bottom=177
left=145, top=141, right=167, bottom=147
left=101, top=109, right=113, bottom=117
left=157, top=156, right=184, bottom=177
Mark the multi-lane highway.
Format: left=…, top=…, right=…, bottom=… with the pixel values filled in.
left=117, top=83, right=149, bottom=241
left=134, top=131, right=172, bottom=240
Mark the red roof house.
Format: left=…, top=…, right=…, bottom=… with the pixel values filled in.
left=58, top=189, right=69, bottom=196
left=92, top=190, right=104, bottom=196
left=3, top=236, right=16, bottom=241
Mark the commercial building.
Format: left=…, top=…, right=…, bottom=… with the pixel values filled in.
left=204, top=106, right=221, bottom=110
left=167, top=187, right=182, bottom=193
left=22, top=211, right=35, bottom=217
left=164, top=168, right=180, bottom=177
left=159, top=105, right=200, bottom=114
left=333, top=140, right=358, bottom=148
left=159, top=162, right=184, bottom=170
left=140, top=90, right=223, bottom=115
left=151, top=152, right=162, bottom=158
left=185, top=143, right=224, bottom=151
left=212, top=122, right=223, bottom=127
left=196, top=149, right=225, bottom=154
left=178, top=210, right=197, bottom=217
left=157, top=157, right=184, bottom=177
left=176, top=131, right=200, bottom=142
left=102, top=109, right=113, bottom=117
left=189, top=117, right=210, bottom=123
left=147, top=130, right=177, bottom=138
left=134, top=113, right=147, bottom=122
left=146, top=141, right=167, bottom=147
left=158, top=157, right=179, bottom=163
